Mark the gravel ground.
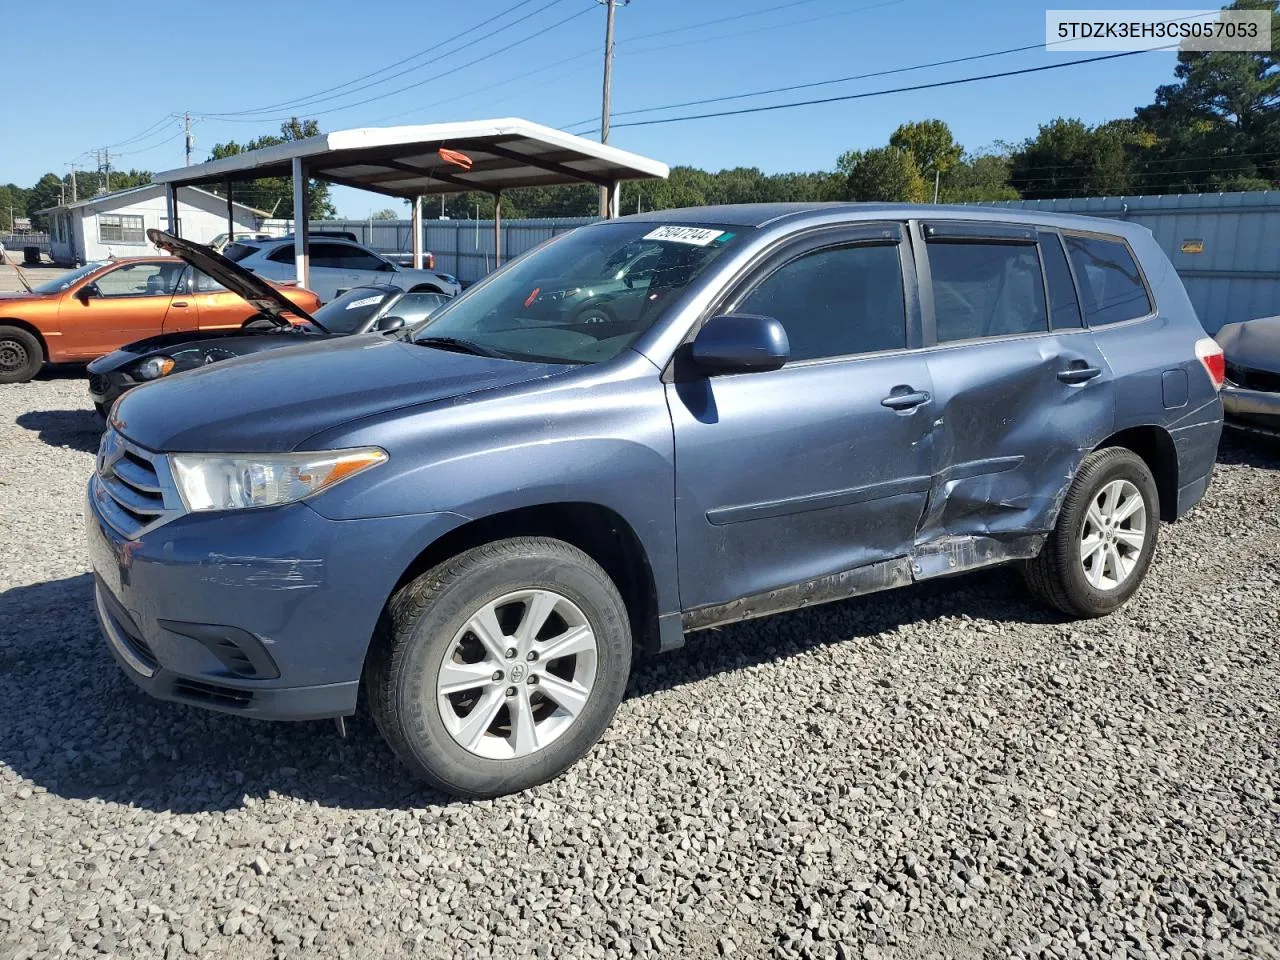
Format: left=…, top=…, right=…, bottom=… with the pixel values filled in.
left=1, top=375, right=1278, bottom=960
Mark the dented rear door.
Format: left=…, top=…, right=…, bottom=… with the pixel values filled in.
left=910, top=222, right=1115, bottom=564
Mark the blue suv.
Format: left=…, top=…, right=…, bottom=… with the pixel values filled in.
left=87, top=205, right=1224, bottom=797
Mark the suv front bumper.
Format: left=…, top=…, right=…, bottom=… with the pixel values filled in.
left=86, top=479, right=461, bottom=720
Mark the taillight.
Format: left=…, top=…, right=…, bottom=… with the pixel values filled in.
left=1195, top=337, right=1225, bottom=390
left=425, top=252, right=436, bottom=270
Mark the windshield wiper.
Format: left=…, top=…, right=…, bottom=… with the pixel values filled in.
left=414, top=336, right=511, bottom=360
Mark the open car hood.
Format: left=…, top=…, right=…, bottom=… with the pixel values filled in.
left=145, top=228, right=320, bottom=329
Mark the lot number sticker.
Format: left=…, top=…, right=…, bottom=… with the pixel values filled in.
left=643, top=226, right=726, bottom=246
left=345, top=295, right=384, bottom=310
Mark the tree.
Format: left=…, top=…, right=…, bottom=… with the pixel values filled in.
left=207, top=118, right=335, bottom=219
left=889, top=119, right=964, bottom=189
left=0, top=184, right=26, bottom=232
left=1009, top=118, right=1137, bottom=199
left=838, top=147, right=928, bottom=202
left=940, top=151, right=1021, bottom=203
left=25, top=174, right=66, bottom=229
left=370, top=208, right=398, bottom=220
left=1134, top=0, right=1280, bottom=191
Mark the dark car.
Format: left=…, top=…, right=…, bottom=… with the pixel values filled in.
left=87, top=204, right=1224, bottom=799
left=522, top=239, right=663, bottom=330
left=87, top=231, right=450, bottom=415
left=1216, top=314, right=1280, bottom=439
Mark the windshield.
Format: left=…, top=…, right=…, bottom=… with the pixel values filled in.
left=312, top=286, right=398, bottom=334
left=32, top=262, right=106, bottom=294
left=411, top=221, right=741, bottom=364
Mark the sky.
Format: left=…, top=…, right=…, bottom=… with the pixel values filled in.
left=1, top=0, right=1193, bottom=217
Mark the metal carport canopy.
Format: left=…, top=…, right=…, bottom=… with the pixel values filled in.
left=152, top=117, right=670, bottom=289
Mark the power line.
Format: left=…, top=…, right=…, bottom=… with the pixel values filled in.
left=605, top=49, right=1164, bottom=130
left=370, top=48, right=599, bottom=125
left=562, top=39, right=1046, bottom=132
left=197, top=0, right=576, bottom=120
left=101, top=114, right=179, bottom=150
left=197, top=0, right=553, bottom=119
left=624, top=0, right=875, bottom=44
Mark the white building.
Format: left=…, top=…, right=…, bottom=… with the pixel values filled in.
left=36, top=185, right=269, bottom=266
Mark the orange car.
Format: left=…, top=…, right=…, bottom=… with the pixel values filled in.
left=0, top=257, right=321, bottom=384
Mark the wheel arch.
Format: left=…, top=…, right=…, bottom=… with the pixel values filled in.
left=0, top=318, right=49, bottom=359
left=1096, top=424, right=1179, bottom=522
left=386, top=502, right=661, bottom=655
left=406, top=284, right=443, bottom=294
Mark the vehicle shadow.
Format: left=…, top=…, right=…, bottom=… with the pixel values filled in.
left=1217, top=431, right=1280, bottom=470
left=14, top=409, right=102, bottom=453
left=35, top=363, right=89, bottom=381
left=0, top=566, right=1054, bottom=814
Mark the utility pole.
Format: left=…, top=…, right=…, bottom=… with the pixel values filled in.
left=184, top=113, right=194, bottom=167
left=68, top=163, right=78, bottom=203
left=597, top=0, right=627, bottom=217
left=933, top=169, right=940, bottom=204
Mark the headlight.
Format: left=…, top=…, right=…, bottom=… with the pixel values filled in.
left=134, top=356, right=175, bottom=381
left=170, top=448, right=387, bottom=512
left=437, top=274, right=458, bottom=287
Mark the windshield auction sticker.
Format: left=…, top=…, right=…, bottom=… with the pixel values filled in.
left=1046, top=9, right=1270, bottom=51
left=643, top=226, right=726, bottom=247
left=345, top=295, right=384, bottom=310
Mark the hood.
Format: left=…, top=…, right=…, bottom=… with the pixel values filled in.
left=111, top=334, right=569, bottom=453
left=1216, top=315, right=1280, bottom=376
left=87, top=326, right=322, bottom=373
left=145, top=229, right=320, bottom=329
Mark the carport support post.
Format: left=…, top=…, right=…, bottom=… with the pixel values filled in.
left=606, top=181, right=620, bottom=219
left=165, top=184, right=180, bottom=238
left=493, top=192, right=502, bottom=269
left=411, top=195, right=423, bottom=270
left=292, top=157, right=310, bottom=291
left=225, top=180, right=235, bottom=242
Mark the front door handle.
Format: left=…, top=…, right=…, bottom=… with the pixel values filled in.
left=1058, top=364, right=1102, bottom=385
left=171, top=301, right=189, bottom=308
left=881, top=388, right=931, bottom=411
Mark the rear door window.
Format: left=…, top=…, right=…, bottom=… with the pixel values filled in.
left=927, top=242, right=1048, bottom=342
left=1039, top=232, right=1083, bottom=329
left=1064, top=235, right=1152, bottom=325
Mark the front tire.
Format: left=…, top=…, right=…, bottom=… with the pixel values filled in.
left=1023, top=447, right=1159, bottom=618
left=0, top=326, right=43, bottom=384
left=366, top=537, right=632, bottom=798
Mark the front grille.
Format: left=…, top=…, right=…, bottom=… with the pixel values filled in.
left=1225, top=362, right=1280, bottom=394
left=172, top=679, right=254, bottom=709
left=93, top=429, right=182, bottom=539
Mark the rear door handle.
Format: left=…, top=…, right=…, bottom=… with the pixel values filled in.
left=1058, top=364, right=1102, bottom=385
left=881, top=389, right=931, bottom=411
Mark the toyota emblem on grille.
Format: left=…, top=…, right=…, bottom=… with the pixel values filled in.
left=98, top=430, right=124, bottom=478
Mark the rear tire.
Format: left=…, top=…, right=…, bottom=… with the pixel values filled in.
left=0, top=326, right=43, bottom=384
left=366, top=537, right=632, bottom=798
left=1023, top=447, right=1159, bottom=618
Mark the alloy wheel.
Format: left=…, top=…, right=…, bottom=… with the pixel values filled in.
left=436, top=589, right=599, bottom=760
left=1079, top=478, right=1147, bottom=591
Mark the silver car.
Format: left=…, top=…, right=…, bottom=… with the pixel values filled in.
left=222, top=236, right=460, bottom=302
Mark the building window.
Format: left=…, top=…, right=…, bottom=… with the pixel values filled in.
left=98, top=214, right=145, bottom=245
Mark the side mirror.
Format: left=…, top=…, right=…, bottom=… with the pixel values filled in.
left=75, top=283, right=99, bottom=304
left=691, top=314, right=789, bottom=374
left=376, top=315, right=406, bottom=333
